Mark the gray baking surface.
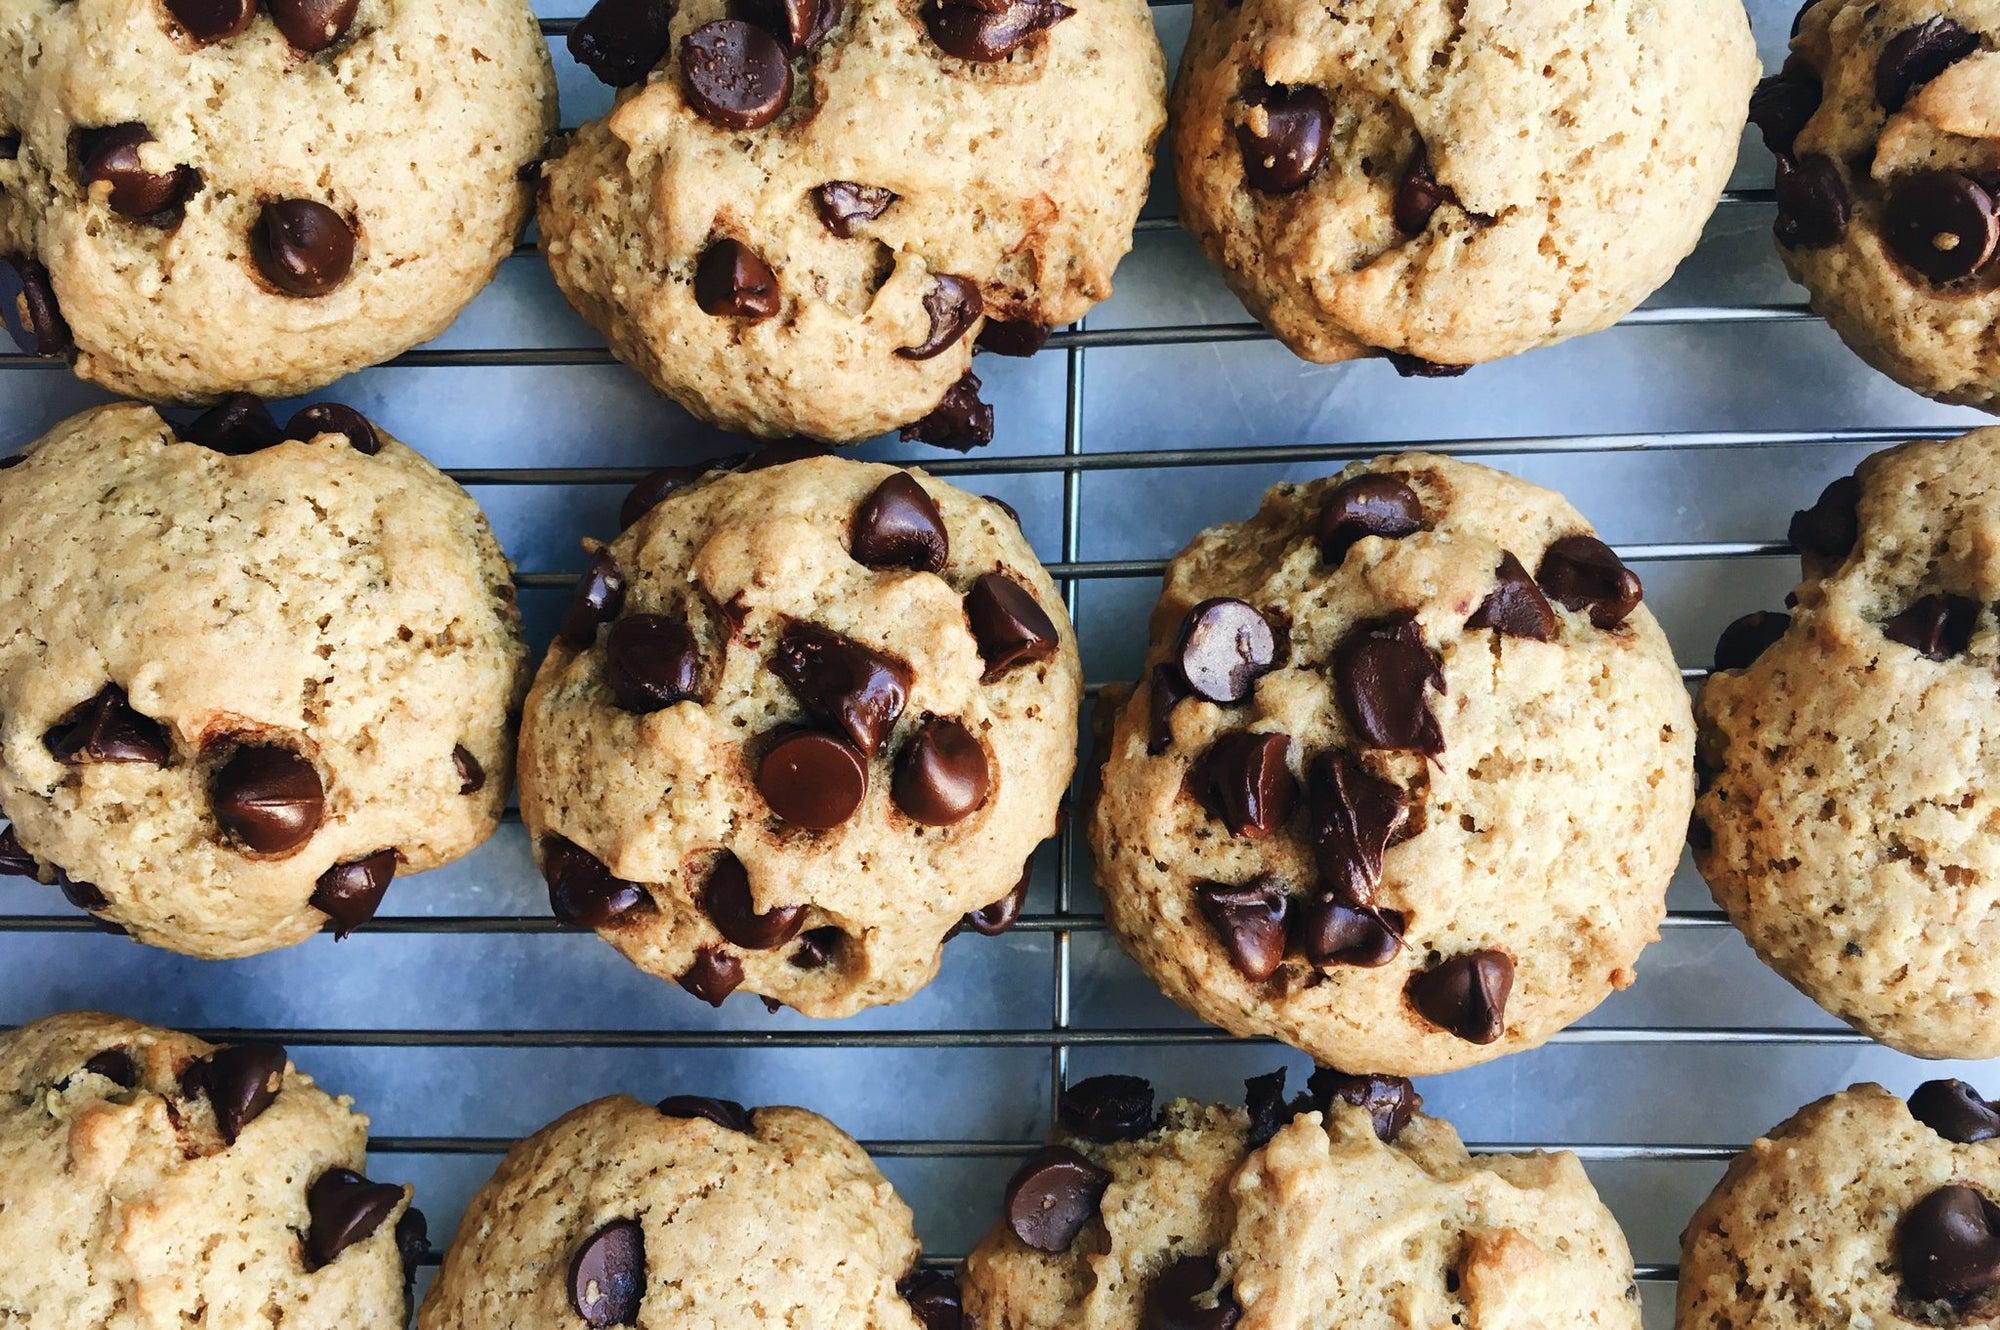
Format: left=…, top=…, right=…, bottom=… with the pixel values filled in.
left=0, top=1, right=1990, bottom=1323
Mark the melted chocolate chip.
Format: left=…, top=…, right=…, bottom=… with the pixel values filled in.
left=1307, top=1067, right=1420, bottom=1142
left=1173, top=598, right=1277, bottom=704
left=790, top=925, right=843, bottom=968
left=0, top=824, right=34, bottom=879
left=543, top=834, right=650, bottom=928
left=964, top=573, right=1061, bottom=675
left=893, top=716, right=991, bottom=826
left=1909, top=1079, right=2000, bottom=1144
left=1305, top=747, right=1406, bottom=906
left=1885, top=171, right=2000, bottom=283
left=604, top=614, right=703, bottom=713
left=309, top=849, right=397, bottom=939
left=620, top=466, right=703, bottom=531
left=1790, top=474, right=1861, bottom=562
left=1393, top=144, right=1455, bottom=235
left=703, top=851, right=805, bottom=950
left=1382, top=350, right=1471, bottom=378
left=570, top=0, right=675, bottom=85
left=852, top=472, right=949, bottom=573
left=1750, top=65, right=1822, bottom=157
left=898, top=274, right=983, bottom=360
left=1466, top=551, right=1556, bottom=640
left=1407, top=950, right=1513, bottom=1044
left=694, top=238, right=781, bottom=318
left=1196, top=731, right=1296, bottom=838
left=1146, top=663, right=1189, bottom=756
left=210, top=745, right=324, bottom=855
left=734, top=0, right=839, bottom=53
left=0, top=255, right=69, bottom=356
left=569, top=1219, right=645, bottom=1327
left=1003, top=1145, right=1110, bottom=1252
left=269, top=0, right=357, bottom=51
left=1713, top=611, right=1792, bottom=671
left=395, top=1208, right=430, bottom=1286
left=252, top=199, right=354, bottom=297
left=1900, top=1184, right=2000, bottom=1303
left=283, top=402, right=380, bottom=455
left=452, top=744, right=485, bottom=795
left=1536, top=535, right=1642, bottom=629
left=678, top=945, right=745, bottom=1006
left=962, top=860, right=1031, bottom=935
left=1317, top=474, right=1423, bottom=566
left=898, top=1269, right=963, bottom=1330
left=1194, top=877, right=1290, bottom=982
left=1295, top=899, right=1403, bottom=968
left=0, top=135, right=15, bottom=160
left=305, top=1167, right=402, bottom=1269
left=46, top=685, right=170, bottom=765
left=922, top=0, right=1072, bottom=61
left=78, top=123, right=198, bottom=220
left=1144, top=1253, right=1240, bottom=1330
left=561, top=551, right=628, bottom=647
left=976, top=318, right=1049, bottom=357
left=658, top=1094, right=754, bottom=1132
left=681, top=20, right=792, bottom=131
left=82, top=1047, right=137, bottom=1087
left=1242, top=1067, right=1292, bottom=1146
left=1883, top=593, right=1981, bottom=660
left=757, top=731, right=868, bottom=828
left=1059, top=1074, right=1156, bottom=1143
left=1237, top=82, right=1330, bottom=193
left=1333, top=614, right=1446, bottom=754
left=770, top=621, right=911, bottom=754
left=1773, top=153, right=1850, bottom=250
left=901, top=371, right=994, bottom=450
left=813, top=181, right=896, bottom=237
left=163, top=0, right=255, bottom=44
left=1877, top=17, right=1980, bottom=113
left=187, top=1042, right=286, bottom=1142
left=182, top=393, right=281, bottom=454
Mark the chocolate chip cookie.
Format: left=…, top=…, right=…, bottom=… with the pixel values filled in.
left=1696, top=428, right=2000, bottom=1059
left=0, top=1010, right=424, bottom=1328
left=962, top=1068, right=1641, bottom=1329
left=1089, top=455, right=1695, bottom=1075
left=419, top=1092, right=942, bottom=1329
left=537, top=0, right=1165, bottom=444
left=516, top=455, right=1079, bottom=1016
left=1680, top=1080, right=2000, bottom=1328
left=0, top=0, right=555, bottom=403
left=1757, top=2, right=2000, bottom=409
left=1170, top=0, right=1755, bottom=370
left=0, top=401, right=527, bottom=958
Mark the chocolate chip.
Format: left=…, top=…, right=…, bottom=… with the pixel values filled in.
left=1306, top=1067, right=1420, bottom=1142
left=1333, top=614, right=1446, bottom=754
left=893, top=716, right=991, bottom=826
left=1382, top=350, right=1470, bottom=378
left=253, top=199, right=354, bottom=297
left=1144, top=1253, right=1240, bottom=1330
left=923, top=0, right=1072, bottom=61
left=1003, top=1145, right=1110, bottom=1252
left=1317, top=474, right=1423, bottom=566
left=268, top=0, right=357, bottom=51
left=163, top=0, right=255, bottom=43
left=561, top=551, right=628, bottom=647
left=1059, top=1074, right=1156, bottom=1143
left=0, top=135, right=15, bottom=160
left=962, top=860, right=1030, bottom=935
left=1393, top=144, right=1454, bottom=235
left=1196, top=731, right=1295, bottom=838
left=693, top=238, right=781, bottom=319
left=1146, top=663, right=1189, bottom=756
left=1465, top=552, right=1556, bottom=641
left=1194, top=877, right=1290, bottom=982
left=757, top=730, right=868, bottom=828
left=976, top=318, right=1049, bottom=357
left=188, top=1042, right=286, bottom=1143
left=1885, top=171, right=2000, bottom=283
left=179, top=396, right=275, bottom=456
left=619, top=466, right=702, bottom=531
left=60, top=875, right=110, bottom=912
left=1536, top=535, right=1642, bottom=630
left=984, top=494, right=1022, bottom=527
left=1243, top=1067, right=1292, bottom=1146
left=1791, top=0, right=1823, bottom=35
left=395, top=1208, right=430, bottom=1285
left=852, top=473, right=949, bottom=573
left=1750, top=65, right=1822, bottom=157
left=570, top=1219, right=645, bottom=1327
left=790, top=925, right=842, bottom=968
left=1901, top=1184, right=2000, bottom=1303
left=1174, top=599, right=1277, bottom=704
left=898, top=1269, right=963, bottom=1330
left=734, top=0, right=839, bottom=54
left=678, top=945, right=744, bottom=1006
left=46, top=685, right=170, bottom=765
left=1877, top=18, right=1979, bottom=113
left=1713, top=611, right=1792, bottom=671
left=603, top=614, right=703, bottom=714
left=658, top=1094, right=754, bottom=1132
left=1773, top=153, right=1850, bottom=250
left=1910, top=1080, right=2000, bottom=1143
left=451, top=744, right=486, bottom=795
left=543, top=834, right=650, bottom=928
left=570, top=0, right=674, bottom=87
left=770, top=621, right=911, bottom=754
left=0, top=824, right=34, bottom=878
left=305, top=1167, right=402, bottom=1269
left=309, top=849, right=396, bottom=939
left=682, top=20, right=791, bottom=130
left=83, top=1047, right=137, bottom=1087
left=702, top=851, right=805, bottom=950
left=0, top=255, right=69, bottom=356
left=898, top=274, right=982, bottom=360
left=1790, top=474, right=1861, bottom=562
left=812, top=181, right=896, bottom=237
left=901, top=371, right=994, bottom=450
left=210, top=745, right=324, bottom=855
left=1295, top=899, right=1403, bottom=967
left=1407, top=950, right=1513, bottom=1044
left=965, top=573, right=1061, bottom=675
left=1237, top=82, right=1330, bottom=193
left=78, top=123, right=197, bottom=220
left=1883, top=593, right=1981, bottom=660
left=283, top=402, right=380, bottom=455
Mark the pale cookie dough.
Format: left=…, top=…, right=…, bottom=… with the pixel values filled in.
left=0, top=0, right=555, bottom=403
left=1696, top=429, right=2000, bottom=1059
left=1170, top=0, right=1756, bottom=369
left=1090, top=454, right=1694, bottom=1076
left=0, top=400, right=527, bottom=958
left=419, top=1093, right=941, bottom=1330
left=0, top=1010, right=423, bottom=1330
left=517, top=455, right=1080, bottom=1017
left=537, top=0, right=1165, bottom=443
left=963, top=1069, right=1642, bottom=1329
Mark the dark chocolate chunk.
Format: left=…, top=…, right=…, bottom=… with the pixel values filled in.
left=46, top=685, right=170, bottom=765
left=305, top=1167, right=402, bottom=1269
left=1773, top=152, right=1850, bottom=250
left=569, top=1218, right=645, bottom=1326
left=852, top=472, right=949, bottom=573
left=0, top=255, right=69, bottom=357
left=1002, top=1145, right=1110, bottom=1252
left=1407, top=950, right=1513, bottom=1044
left=1173, top=598, right=1277, bottom=704
left=560, top=551, right=627, bottom=647
left=60, top=876, right=110, bottom=912
left=252, top=199, right=354, bottom=297
left=1790, top=474, right=1861, bottom=562
left=702, top=851, right=805, bottom=950
left=1536, top=535, right=1642, bottom=630
left=1466, top=552, right=1556, bottom=640
left=900, top=371, right=994, bottom=450
left=1393, top=143, right=1455, bottom=235
left=898, top=1268, right=963, bottom=1330
left=182, top=393, right=281, bottom=455
left=188, top=1042, right=286, bottom=1143
left=1146, top=663, right=1189, bottom=756
left=1885, top=171, right=2000, bottom=283
left=964, top=573, right=1060, bottom=675
left=1307, top=749, right=1407, bottom=908
left=1237, top=82, right=1330, bottom=193
left=209, top=745, right=324, bottom=854
left=570, top=0, right=675, bottom=86
left=1750, top=65, right=1822, bottom=157
left=78, top=123, right=198, bottom=220
left=283, top=402, right=380, bottom=455
left=1712, top=611, right=1792, bottom=671
left=1877, top=17, right=1980, bottom=113
left=893, top=716, right=990, bottom=826
left=962, top=860, right=1031, bottom=935
left=82, top=1047, right=138, bottom=1087
left=543, top=834, right=650, bottom=928
left=976, top=318, right=1049, bottom=357
left=770, top=621, right=911, bottom=754
left=922, top=0, right=1072, bottom=61
left=1306, top=1067, right=1420, bottom=1142
left=733, top=0, right=840, bottom=53
left=1909, top=1079, right=2000, bottom=1144
left=1316, top=474, right=1423, bottom=566
left=1243, top=1067, right=1291, bottom=1146
left=309, top=849, right=397, bottom=939
left=1332, top=614, right=1446, bottom=754
left=813, top=181, right=896, bottom=237
left=269, top=0, right=358, bottom=51
left=678, top=945, right=745, bottom=1006
left=0, top=824, right=34, bottom=879
left=1059, top=1074, right=1156, bottom=1143
left=1194, top=877, right=1289, bottom=982
left=757, top=731, right=868, bottom=828
left=452, top=744, right=486, bottom=795
left=681, top=20, right=792, bottom=131
left=658, top=1094, right=754, bottom=1132
left=1143, top=1253, right=1240, bottom=1330
left=1382, top=350, right=1471, bottom=378
left=163, top=0, right=256, bottom=44
left=620, top=466, right=703, bottom=531
left=1295, top=899, right=1403, bottom=968
left=1882, top=593, right=1981, bottom=660
left=1900, top=1184, right=2000, bottom=1303
left=790, top=925, right=843, bottom=968
left=897, top=274, right=983, bottom=360
left=694, top=238, right=781, bottom=319
left=604, top=614, right=703, bottom=713
left=1196, top=730, right=1296, bottom=838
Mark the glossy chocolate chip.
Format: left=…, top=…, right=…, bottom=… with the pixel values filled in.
left=976, top=318, right=1049, bottom=357
left=898, top=274, right=982, bottom=360
left=703, top=851, right=805, bottom=950
left=1146, top=663, right=1189, bottom=756
left=898, top=1269, right=963, bottom=1330
left=1295, top=899, right=1403, bottom=968
left=164, top=0, right=255, bottom=43
left=189, top=1042, right=286, bottom=1143
left=1713, top=611, right=1792, bottom=671
left=1750, top=65, right=1822, bottom=157
left=253, top=199, right=354, bottom=297
left=179, top=395, right=277, bottom=456
left=543, top=834, right=650, bottom=928
left=78, top=123, right=197, bottom=219
left=570, top=0, right=674, bottom=87
left=1196, top=731, right=1296, bottom=838
left=0, top=135, right=14, bottom=160
left=1144, top=1253, right=1240, bottom=1330
left=962, top=861, right=1030, bottom=935
left=1237, top=82, right=1330, bottom=193
left=1537, top=535, right=1642, bottom=629
left=619, top=466, right=702, bottom=531
left=923, top=0, right=1071, bottom=61
left=658, top=1094, right=754, bottom=1132
left=46, top=685, right=170, bottom=765
left=452, top=744, right=485, bottom=795
left=1242, top=1067, right=1293, bottom=1146
left=1382, top=350, right=1471, bottom=378
left=1194, top=877, right=1289, bottom=982
left=1910, top=1080, right=2000, bottom=1144
left=790, top=925, right=842, bottom=968
left=60, top=875, right=110, bottom=912
left=693, top=238, right=781, bottom=318
left=1407, top=950, right=1513, bottom=1044
left=1790, top=474, right=1861, bottom=562
left=1306, top=749, right=1406, bottom=906
left=852, top=472, right=949, bottom=573
left=965, top=572, right=1060, bottom=675
left=1773, top=153, right=1850, bottom=250
left=813, top=181, right=895, bottom=237
left=901, top=371, right=994, bottom=450
left=757, top=731, right=868, bottom=828
left=1333, top=614, right=1446, bottom=754
left=1393, top=144, right=1455, bottom=235
left=893, top=717, right=990, bottom=825
left=1883, top=593, right=1981, bottom=660
left=1877, top=17, right=1979, bottom=113
left=0, top=825, right=34, bottom=878
left=560, top=551, right=628, bottom=647
left=678, top=945, right=745, bottom=1005
left=682, top=20, right=791, bottom=130
left=81, top=1046, right=136, bottom=1087
left=1885, top=171, right=2000, bottom=283
left=1173, top=598, right=1277, bottom=704
left=770, top=621, right=911, bottom=754
left=1466, top=551, right=1556, bottom=640
left=283, top=401, right=380, bottom=455
left=1307, top=1067, right=1420, bottom=1142
left=1901, top=1184, right=2000, bottom=1303
left=0, top=256, right=68, bottom=356
left=305, top=1167, right=402, bottom=1269
left=1059, top=1074, right=1156, bottom=1143
left=604, top=614, right=703, bottom=713
left=570, top=1219, right=645, bottom=1327
left=309, top=849, right=397, bottom=939
left=1317, top=474, right=1423, bottom=566
left=735, top=0, right=839, bottom=53
left=210, top=746, right=324, bottom=855
left=269, top=0, right=357, bottom=51
left=395, top=1208, right=430, bottom=1286
left=1003, top=1145, right=1110, bottom=1252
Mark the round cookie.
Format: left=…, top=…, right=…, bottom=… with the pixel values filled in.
left=517, top=455, right=1080, bottom=1016
left=1755, top=1, right=2000, bottom=409
left=0, top=0, right=555, bottom=403
left=537, top=0, right=1166, bottom=444
left=419, top=1092, right=940, bottom=1329
left=962, top=1069, right=1641, bottom=1329
left=0, top=1010, right=423, bottom=1329
left=1169, top=0, right=1755, bottom=370
left=0, top=400, right=527, bottom=958
left=1695, top=429, right=2000, bottom=1059
left=1679, top=1080, right=2000, bottom=1327
left=1089, top=454, right=1694, bottom=1076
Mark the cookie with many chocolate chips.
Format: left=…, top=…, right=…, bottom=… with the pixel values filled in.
left=418, top=1093, right=941, bottom=1330
left=536, top=0, right=1164, bottom=443
left=1168, top=0, right=1754, bottom=368
left=516, top=455, right=1080, bottom=1016
left=1090, top=454, right=1693, bottom=1075
left=0, top=0, right=554, bottom=403
left=1680, top=1081, right=2000, bottom=1328
left=0, top=1011, right=421, bottom=1327
left=0, top=402, right=527, bottom=958
left=1696, top=428, right=2000, bottom=1058
left=962, top=1069, right=1641, bottom=1329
